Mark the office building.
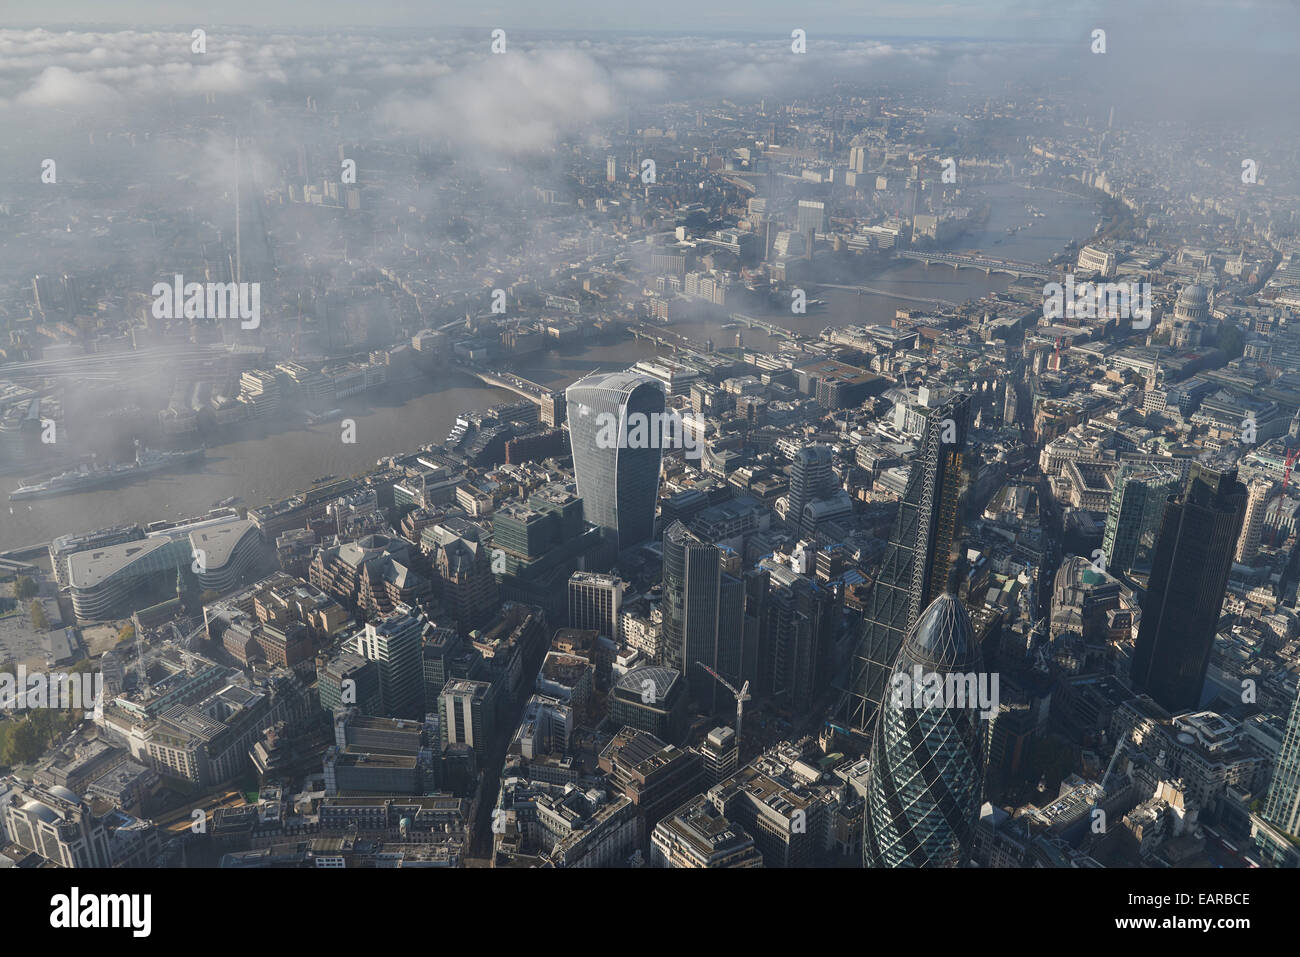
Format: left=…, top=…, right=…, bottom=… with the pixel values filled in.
left=843, top=393, right=970, bottom=729
left=863, top=590, right=988, bottom=867
left=600, top=728, right=705, bottom=840
left=748, top=561, right=836, bottom=713
left=2, top=780, right=158, bottom=868
left=318, top=652, right=380, bottom=717
left=354, top=605, right=427, bottom=719
left=1235, top=477, right=1272, bottom=564
left=438, top=679, right=496, bottom=756
left=1259, top=684, right=1300, bottom=846
left=786, top=445, right=837, bottom=534
left=650, top=794, right=763, bottom=868
left=700, top=726, right=739, bottom=785
left=1101, top=466, right=1182, bottom=577
left=565, top=371, right=665, bottom=553
left=568, top=571, right=624, bottom=640
left=609, top=665, right=687, bottom=742
left=1130, top=464, right=1246, bottom=713
left=662, top=521, right=746, bottom=709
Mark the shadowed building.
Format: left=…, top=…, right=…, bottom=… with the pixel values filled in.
left=842, top=392, right=970, bottom=730
left=662, top=521, right=745, bottom=709
left=1130, top=463, right=1245, bottom=713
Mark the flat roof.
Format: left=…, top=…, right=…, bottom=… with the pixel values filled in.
left=190, top=520, right=257, bottom=569
left=67, top=537, right=173, bottom=589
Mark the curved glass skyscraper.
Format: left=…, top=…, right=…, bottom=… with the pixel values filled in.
left=566, top=371, right=665, bottom=552
left=863, top=588, right=987, bottom=868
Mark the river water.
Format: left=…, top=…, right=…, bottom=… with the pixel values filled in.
left=0, top=184, right=1099, bottom=549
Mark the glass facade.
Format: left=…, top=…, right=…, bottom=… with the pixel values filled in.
left=566, top=371, right=665, bottom=552
left=663, top=520, right=743, bottom=709
left=1262, top=684, right=1300, bottom=838
left=1130, top=464, right=1246, bottom=712
left=843, top=393, right=970, bottom=730
left=1100, top=465, right=1181, bottom=577
left=864, top=592, right=987, bottom=868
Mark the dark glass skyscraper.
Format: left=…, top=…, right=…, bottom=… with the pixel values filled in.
left=842, top=392, right=970, bottom=730
left=1130, top=463, right=1245, bottom=712
left=566, top=371, right=665, bottom=552
left=662, top=521, right=744, bottom=709
left=863, top=589, right=987, bottom=868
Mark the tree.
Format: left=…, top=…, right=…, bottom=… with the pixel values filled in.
left=1218, top=321, right=1244, bottom=359
left=4, top=720, right=42, bottom=765
left=29, top=600, right=50, bottom=632
left=13, top=576, right=37, bottom=600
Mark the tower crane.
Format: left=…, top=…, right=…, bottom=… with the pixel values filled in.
left=1283, top=448, right=1300, bottom=492
left=696, top=662, right=750, bottom=750
left=1100, top=734, right=1128, bottom=793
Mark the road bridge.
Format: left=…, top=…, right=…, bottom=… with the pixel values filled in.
left=897, top=250, right=1062, bottom=281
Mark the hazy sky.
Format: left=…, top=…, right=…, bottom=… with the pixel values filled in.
left=2, top=0, right=1295, bottom=48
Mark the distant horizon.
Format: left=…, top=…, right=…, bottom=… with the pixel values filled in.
left=1, top=0, right=1294, bottom=47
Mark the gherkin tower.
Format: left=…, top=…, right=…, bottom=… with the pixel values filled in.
left=863, top=588, right=988, bottom=868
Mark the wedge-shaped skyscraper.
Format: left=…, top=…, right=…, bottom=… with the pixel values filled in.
left=566, top=371, right=665, bottom=552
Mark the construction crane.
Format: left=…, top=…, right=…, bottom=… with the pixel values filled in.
left=1021, top=559, right=1051, bottom=674
left=1283, top=448, right=1300, bottom=492
left=1100, top=734, right=1128, bottom=793
left=696, top=662, right=750, bottom=750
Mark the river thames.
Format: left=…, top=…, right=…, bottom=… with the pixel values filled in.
left=0, top=183, right=1099, bottom=549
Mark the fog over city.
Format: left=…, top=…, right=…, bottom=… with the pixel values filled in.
left=1, top=0, right=1299, bottom=897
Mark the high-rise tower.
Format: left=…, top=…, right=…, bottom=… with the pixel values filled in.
left=842, top=393, right=970, bottom=729
left=863, top=587, right=988, bottom=868
left=786, top=445, right=836, bottom=533
left=1101, top=465, right=1182, bottom=578
left=354, top=605, right=427, bottom=719
left=1235, top=477, right=1272, bottom=564
left=566, top=371, right=665, bottom=553
left=1130, top=463, right=1246, bottom=712
left=662, top=521, right=744, bottom=710
left=1261, top=683, right=1300, bottom=840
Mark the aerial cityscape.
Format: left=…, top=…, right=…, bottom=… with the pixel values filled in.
left=0, top=1, right=1294, bottom=907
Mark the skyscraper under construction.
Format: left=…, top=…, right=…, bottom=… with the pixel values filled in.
left=841, top=392, right=970, bottom=731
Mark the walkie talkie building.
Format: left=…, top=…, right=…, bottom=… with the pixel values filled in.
left=565, top=371, right=666, bottom=553
left=863, top=588, right=988, bottom=868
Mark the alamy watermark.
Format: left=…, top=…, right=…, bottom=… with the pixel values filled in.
left=151, top=274, right=260, bottom=329
left=888, top=665, right=999, bottom=720
left=0, top=666, right=103, bottom=710
left=1043, top=276, right=1151, bottom=328
left=590, top=409, right=704, bottom=460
